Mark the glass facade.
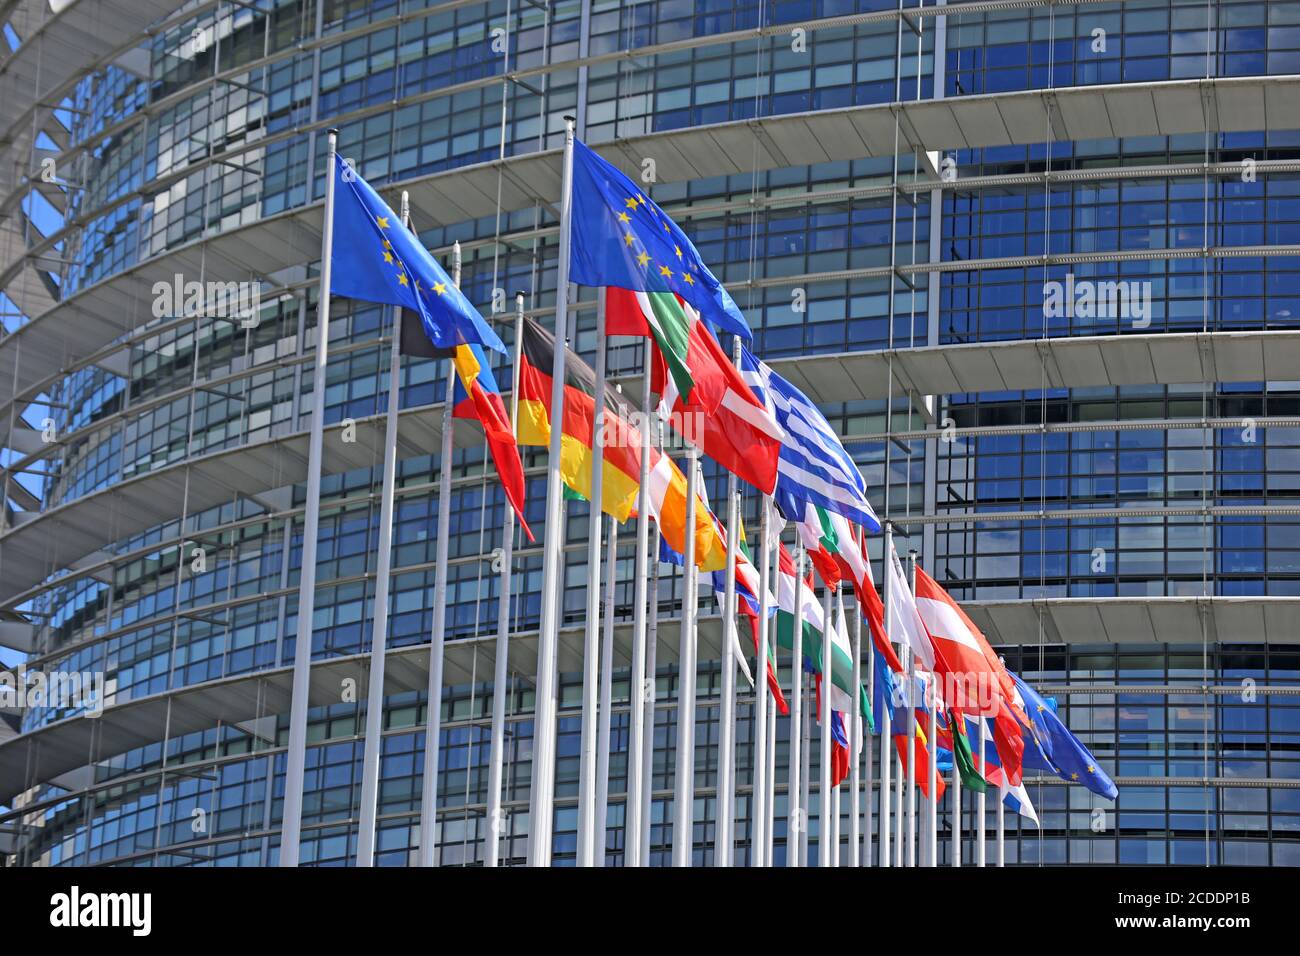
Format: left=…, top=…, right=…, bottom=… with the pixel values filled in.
left=1, top=0, right=1299, bottom=867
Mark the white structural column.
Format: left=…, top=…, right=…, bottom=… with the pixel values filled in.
left=593, top=513, right=618, bottom=866
left=576, top=288, right=607, bottom=867
left=818, top=588, right=833, bottom=867
left=787, top=546, right=804, bottom=867
left=750, top=499, right=771, bottom=866
left=280, top=128, right=338, bottom=868
left=526, top=116, right=577, bottom=867
left=417, top=239, right=463, bottom=868
left=355, top=189, right=412, bottom=867
left=485, top=292, right=527, bottom=867
left=672, top=449, right=700, bottom=867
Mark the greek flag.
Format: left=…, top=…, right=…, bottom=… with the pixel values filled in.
left=739, top=345, right=881, bottom=533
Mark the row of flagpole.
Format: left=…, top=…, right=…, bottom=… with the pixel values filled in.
left=287, top=126, right=1022, bottom=871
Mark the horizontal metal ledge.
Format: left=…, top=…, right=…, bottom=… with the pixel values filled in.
left=1, top=593, right=1297, bottom=806
left=3, top=72, right=1296, bottom=416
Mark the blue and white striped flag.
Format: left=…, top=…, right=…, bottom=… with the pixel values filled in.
left=738, top=345, right=881, bottom=533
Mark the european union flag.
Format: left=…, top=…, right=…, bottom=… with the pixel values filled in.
left=1011, top=671, right=1118, bottom=800
left=568, top=139, right=750, bottom=340
left=329, top=154, right=505, bottom=354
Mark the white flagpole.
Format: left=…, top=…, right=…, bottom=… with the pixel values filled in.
left=951, top=747, right=962, bottom=866
left=928, top=670, right=938, bottom=868
left=765, top=674, right=777, bottom=866
left=800, top=666, right=811, bottom=868
left=526, top=115, right=577, bottom=867
left=642, top=546, right=659, bottom=865
left=672, top=449, right=701, bottom=866
left=417, top=236, right=463, bottom=868
left=861, top=599, right=873, bottom=868
left=485, top=292, right=527, bottom=868
left=997, top=777, right=1006, bottom=866
left=786, top=544, right=804, bottom=867
left=355, top=188, right=411, bottom=867
left=818, top=587, right=833, bottom=867
left=575, top=287, right=607, bottom=867
left=849, top=593, right=862, bottom=867
left=906, top=549, right=918, bottom=868
left=626, top=352, right=653, bottom=868
left=594, top=512, right=618, bottom=866
left=893, top=658, right=904, bottom=867
left=977, top=715, right=988, bottom=867
left=751, top=497, right=771, bottom=866
left=280, top=128, right=339, bottom=868
left=878, top=521, right=893, bottom=869
left=716, top=340, right=743, bottom=867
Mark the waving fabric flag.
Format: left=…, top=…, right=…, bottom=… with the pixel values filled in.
left=329, top=154, right=504, bottom=354
left=516, top=317, right=643, bottom=521
left=447, top=341, right=531, bottom=540
left=913, top=565, right=1028, bottom=786
left=739, top=344, right=881, bottom=533
left=1011, top=672, right=1118, bottom=800
left=568, top=140, right=750, bottom=339
left=606, top=287, right=781, bottom=493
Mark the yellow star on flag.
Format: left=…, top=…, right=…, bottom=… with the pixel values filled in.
left=624, top=232, right=636, bottom=247
left=377, top=216, right=389, bottom=229
left=658, top=265, right=673, bottom=278
left=682, top=272, right=695, bottom=285
left=383, top=251, right=394, bottom=264
left=397, top=273, right=409, bottom=287
left=433, top=281, right=447, bottom=296
left=636, top=251, right=651, bottom=268
left=617, top=212, right=630, bottom=223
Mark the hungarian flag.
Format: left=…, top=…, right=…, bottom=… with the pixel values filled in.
left=913, top=565, right=1029, bottom=787
left=516, top=316, right=644, bottom=522
left=401, top=315, right=531, bottom=540
left=606, top=286, right=780, bottom=494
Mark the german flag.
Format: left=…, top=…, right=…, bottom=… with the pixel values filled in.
left=516, top=316, right=642, bottom=521
left=402, top=312, right=531, bottom=540
left=517, top=318, right=726, bottom=570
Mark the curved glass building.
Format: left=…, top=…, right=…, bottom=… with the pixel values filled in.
left=1, top=0, right=1298, bottom=867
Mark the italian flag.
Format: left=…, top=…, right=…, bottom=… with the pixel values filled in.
left=606, top=286, right=780, bottom=494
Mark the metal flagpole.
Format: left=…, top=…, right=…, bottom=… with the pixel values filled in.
left=751, top=497, right=771, bottom=866
left=765, top=673, right=777, bottom=865
left=417, top=237, right=463, bottom=868
left=818, top=588, right=833, bottom=867
left=878, top=521, right=893, bottom=869
left=786, top=545, right=804, bottom=867
left=716, top=340, right=743, bottom=866
left=831, top=777, right=840, bottom=866
left=997, top=776, right=1006, bottom=866
left=977, top=715, right=988, bottom=867
left=672, top=448, right=701, bottom=866
left=849, top=593, right=862, bottom=867
left=906, top=550, right=918, bottom=867
left=800, top=667, right=811, bottom=868
left=526, top=115, right=577, bottom=867
left=928, top=668, right=938, bottom=867
left=280, top=128, right=339, bottom=868
left=593, top=513, right=618, bottom=866
left=485, top=292, right=527, bottom=868
left=355, top=188, right=410, bottom=867
left=951, top=746, right=962, bottom=866
left=893, top=649, right=904, bottom=867
left=642, top=548, right=659, bottom=866
left=862, top=599, right=873, bottom=868
left=626, top=345, right=653, bottom=868
left=576, top=288, right=607, bottom=867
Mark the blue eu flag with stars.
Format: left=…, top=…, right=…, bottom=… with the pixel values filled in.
left=568, top=139, right=751, bottom=340
left=329, top=154, right=505, bottom=355
left=1012, top=671, right=1118, bottom=800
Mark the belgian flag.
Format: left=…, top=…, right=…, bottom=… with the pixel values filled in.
left=401, top=311, right=532, bottom=540
left=515, top=316, right=643, bottom=521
